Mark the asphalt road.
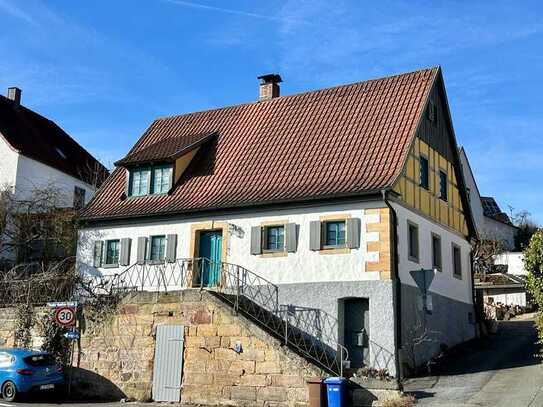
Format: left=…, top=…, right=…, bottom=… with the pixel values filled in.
left=404, top=313, right=543, bottom=407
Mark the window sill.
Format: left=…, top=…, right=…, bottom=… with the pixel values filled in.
left=408, top=256, right=419, bottom=263
left=453, top=272, right=462, bottom=280
left=319, top=247, right=350, bottom=255
left=260, top=250, right=288, bottom=258
left=147, top=260, right=165, bottom=265
left=102, top=263, right=119, bottom=269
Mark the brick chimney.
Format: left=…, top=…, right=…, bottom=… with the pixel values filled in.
left=257, top=74, right=282, bottom=101
left=7, top=87, right=21, bottom=106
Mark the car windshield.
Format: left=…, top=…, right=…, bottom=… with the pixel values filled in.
left=24, top=354, right=56, bottom=367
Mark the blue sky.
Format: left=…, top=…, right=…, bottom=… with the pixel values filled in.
left=0, top=0, right=541, bottom=222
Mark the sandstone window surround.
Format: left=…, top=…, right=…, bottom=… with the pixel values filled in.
left=310, top=214, right=361, bottom=254
left=251, top=221, right=297, bottom=257
left=137, top=234, right=178, bottom=264
left=93, top=238, right=132, bottom=268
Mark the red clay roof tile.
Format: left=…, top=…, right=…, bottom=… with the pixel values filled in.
left=80, top=67, right=439, bottom=221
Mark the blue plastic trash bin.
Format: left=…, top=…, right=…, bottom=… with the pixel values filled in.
left=324, top=377, right=347, bottom=407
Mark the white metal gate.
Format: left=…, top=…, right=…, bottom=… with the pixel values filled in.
left=152, top=325, right=184, bottom=402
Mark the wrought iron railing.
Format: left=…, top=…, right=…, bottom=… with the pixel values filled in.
left=91, top=257, right=348, bottom=375
left=279, top=305, right=348, bottom=376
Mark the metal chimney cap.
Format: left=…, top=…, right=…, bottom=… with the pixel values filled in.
left=7, top=87, right=22, bottom=105
left=257, top=74, right=283, bottom=85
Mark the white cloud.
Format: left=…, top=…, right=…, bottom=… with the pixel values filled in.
left=0, top=0, right=37, bottom=25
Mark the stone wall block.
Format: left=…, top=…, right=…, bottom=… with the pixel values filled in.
left=184, top=372, right=209, bottom=385
left=186, top=335, right=206, bottom=348
left=228, top=360, right=256, bottom=375
left=271, top=375, right=305, bottom=388
left=238, top=349, right=265, bottom=362
left=214, top=348, right=241, bottom=361
left=183, top=360, right=206, bottom=373
left=217, top=324, right=242, bottom=337
left=257, top=386, right=288, bottom=402
left=198, top=324, right=218, bottom=337
left=239, top=374, right=270, bottom=387
left=287, top=387, right=308, bottom=403
left=190, top=308, right=213, bottom=325
left=186, top=347, right=213, bottom=360
left=230, top=385, right=257, bottom=401
left=256, top=361, right=282, bottom=374
left=205, top=336, right=221, bottom=349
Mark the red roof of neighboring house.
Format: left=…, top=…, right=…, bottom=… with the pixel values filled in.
left=0, top=95, right=109, bottom=187
left=80, top=67, right=439, bottom=221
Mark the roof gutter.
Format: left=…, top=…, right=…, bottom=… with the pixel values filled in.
left=78, top=189, right=385, bottom=225
left=382, top=189, right=403, bottom=382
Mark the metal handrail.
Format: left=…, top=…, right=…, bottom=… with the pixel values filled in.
left=89, top=257, right=349, bottom=376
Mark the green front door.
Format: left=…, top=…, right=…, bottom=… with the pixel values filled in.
left=198, top=230, right=223, bottom=287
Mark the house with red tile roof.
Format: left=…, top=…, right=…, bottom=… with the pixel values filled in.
left=77, top=67, right=477, bottom=379
left=459, top=147, right=517, bottom=250
left=0, top=87, right=108, bottom=264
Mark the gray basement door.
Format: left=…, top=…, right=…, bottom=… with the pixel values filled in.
left=152, top=325, right=184, bottom=402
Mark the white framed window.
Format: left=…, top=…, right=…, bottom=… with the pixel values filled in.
left=323, top=220, right=346, bottom=248
left=104, top=239, right=120, bottom=266
left=408, top=221, right=419, bottom=263
left=452, top=243, right=462, bottom=278
left=263, top=225, right=285, bottom=252
left=150, top=235, right=166, bottom=262
left=432, top=233, right=442, bottom=271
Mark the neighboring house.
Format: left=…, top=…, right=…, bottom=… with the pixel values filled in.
left=476, top=272, right=527, bottom=308
left=77, top=67, right=477, bottom=377
left=494, top=252, right=526, bottom=276
left=480, top=251, right=529, bottom=307
left=0, top=87, right=108, bottom=264
left=459, top=147, right=517, bottom=249
left=459, top=148, right=528, bottom=307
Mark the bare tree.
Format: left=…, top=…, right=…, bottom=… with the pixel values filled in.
left=510, top=209, right=540, bottom=250
left=0, top=184, right=77, bottom=271
left=472, top=238, right=504, bottom=281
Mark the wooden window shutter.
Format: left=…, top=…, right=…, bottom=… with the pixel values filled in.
left=309, top=221, right=321, bottom=251
left=93, top=241, right=103, bottom=267
left=251, top=226, right=262, bottom=255
left=137, top=237, right=147, bottom=264
left=346, top=218, right=361, bottom=249
left=285, top=223, right=297, bottom=253
left=166, top=234, right=177, bottom=263
left=120, top=238, right=132, bottom=266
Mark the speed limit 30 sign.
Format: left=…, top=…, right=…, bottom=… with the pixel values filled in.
left=54, top=306, right=76, bottom=327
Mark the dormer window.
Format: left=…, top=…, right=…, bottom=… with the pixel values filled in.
left=152, top=165, right=173, bottom=194
left=128, top=164, right=173, bottom=197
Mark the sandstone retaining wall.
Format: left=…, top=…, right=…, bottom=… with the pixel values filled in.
left=0, top=290, right=323, bottom=406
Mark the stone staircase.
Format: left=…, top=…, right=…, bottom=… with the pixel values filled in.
left=90, top=257, right=349, bottom=376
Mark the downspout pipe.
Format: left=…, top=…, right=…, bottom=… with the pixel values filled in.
left=382, top=189, right=403, bottom=382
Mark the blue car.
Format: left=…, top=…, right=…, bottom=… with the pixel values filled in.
left=0, top=349, right=64, bottom=401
